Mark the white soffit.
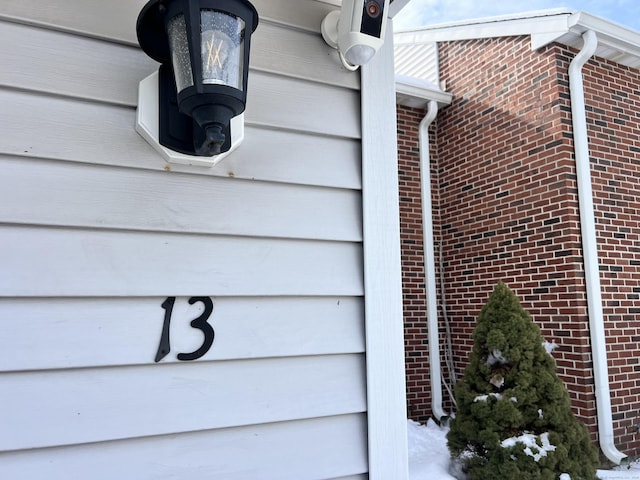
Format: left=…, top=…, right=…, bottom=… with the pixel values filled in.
left=394, top=41, right=452, bottom=108
left=395, top=42, right=439, bottom=85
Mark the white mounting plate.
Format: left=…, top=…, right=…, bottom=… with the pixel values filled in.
left=136, top=70, right=244, bottom=167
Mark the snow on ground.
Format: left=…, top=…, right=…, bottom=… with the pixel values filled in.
left=408, top=419, right=640, bottom=480
left=598, top=471, right=640, bottom=480
left=408, top=419, right=456, bottom=479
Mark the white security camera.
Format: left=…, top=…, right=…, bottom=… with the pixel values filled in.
left=321, top=0, right=389, bottom=69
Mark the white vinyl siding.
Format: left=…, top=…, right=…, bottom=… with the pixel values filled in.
left=0, top=415, right=368, bottom=480
left=0, top=1, right=379, bottom=479
left=0, top=297, right=364, bottom=370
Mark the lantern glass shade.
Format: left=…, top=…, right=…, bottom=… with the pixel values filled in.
left=201, top=10, right=245, bottom=90
left=167, top=14, right=194, bottom=92
left=137, top=0, right=258, bottom=157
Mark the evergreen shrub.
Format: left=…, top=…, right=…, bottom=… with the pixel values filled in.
left=447, top=281, right=600, bottom=480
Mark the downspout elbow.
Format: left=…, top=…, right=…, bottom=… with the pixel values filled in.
left=419, top=100, right=447, bottom=422
left=569, top=29, right=627, bottom=465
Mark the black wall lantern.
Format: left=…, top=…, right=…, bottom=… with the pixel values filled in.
left=137, top=0, right=259, bottom=157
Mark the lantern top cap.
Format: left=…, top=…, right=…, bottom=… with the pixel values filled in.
left=137, top=0, right=259, bottom=64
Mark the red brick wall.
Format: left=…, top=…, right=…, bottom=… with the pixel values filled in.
left=398, top=35, right=640, bottom=455
left=582, top=54, right=640, bottom=452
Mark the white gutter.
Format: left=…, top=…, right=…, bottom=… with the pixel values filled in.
left=419, top=99, right=447, bottom=422
left=569, top=29, right=627, bottom=465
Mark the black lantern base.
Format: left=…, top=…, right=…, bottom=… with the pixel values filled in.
left=158, top=64, right=231, bottom=156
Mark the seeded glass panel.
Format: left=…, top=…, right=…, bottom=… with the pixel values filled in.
left=168, top=14, right=194, bottom=92
left=201, top=10, right=244, bottom=90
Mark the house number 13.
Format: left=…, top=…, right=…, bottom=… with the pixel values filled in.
left=154, top=296, right=215, bottom=363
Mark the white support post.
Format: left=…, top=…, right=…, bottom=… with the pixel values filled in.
left=360, top=18, right=409, bottom=480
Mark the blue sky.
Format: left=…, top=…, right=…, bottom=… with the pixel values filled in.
left=394, top=0, right=640, bottom=32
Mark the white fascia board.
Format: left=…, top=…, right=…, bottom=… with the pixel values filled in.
left=397, top=14, right=572, bottom=45
left=569, top=11, right=640, bottom=57
left=531, top=11, right=640, bottom=67
left=532, top=11, right=640, bottom=51
left=395, top=9, right=573, bottom=43
left=395, top=8, right=640, bottom=64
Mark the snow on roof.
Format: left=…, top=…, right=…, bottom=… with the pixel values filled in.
left=394, top=8, right=640, bottom=107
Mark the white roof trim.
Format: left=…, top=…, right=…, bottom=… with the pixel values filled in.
left=395, top=75, right=452, bottom=108
left=395, top=9, right=574, bottom=44
left=395, top=9, right=640, bottom=69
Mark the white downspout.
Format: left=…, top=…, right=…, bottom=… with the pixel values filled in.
left=569, top=29, right=627, bottom=465
left=419, top=100, right=447, bottom=421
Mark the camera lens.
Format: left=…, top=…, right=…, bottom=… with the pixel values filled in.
left=366, top=0, right=381, bottom=18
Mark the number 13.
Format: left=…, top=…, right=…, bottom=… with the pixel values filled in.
left=154, top=296, right=215, bottom=363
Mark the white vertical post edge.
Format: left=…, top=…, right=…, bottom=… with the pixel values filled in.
left=360, top=18, right=409, bottom=480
